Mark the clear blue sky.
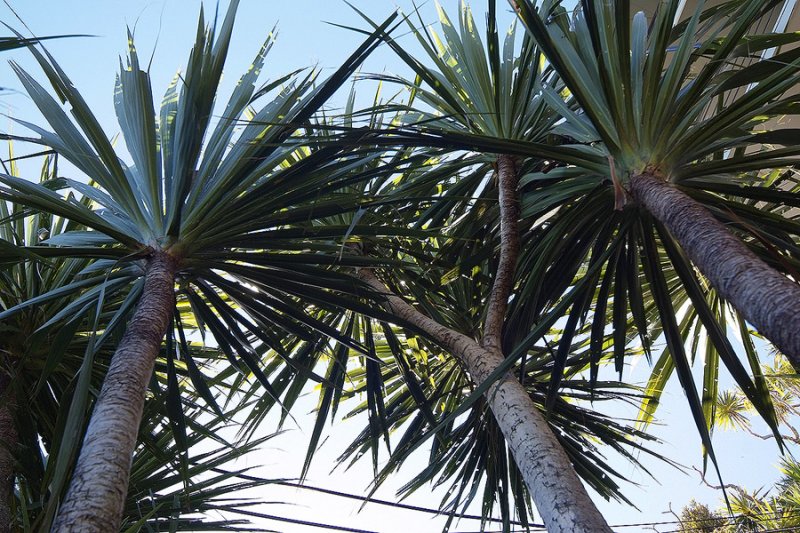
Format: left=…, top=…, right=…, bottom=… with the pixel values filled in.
left=0, top=1, right=790, bottom=531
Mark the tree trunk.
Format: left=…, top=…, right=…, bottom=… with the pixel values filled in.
left=0, top=371, right=16, bottom=533
left=482, top=154, right=521, bottom=354
left=629, top=172, right=800, bottom=366
left=356, top=152, right=612, bottom=531
left=52, top=252, right=176, bottom=533
left=357, top=269, right=613, bottom=533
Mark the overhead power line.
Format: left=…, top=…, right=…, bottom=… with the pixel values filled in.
left=229, top=507, right=379, bottom=533
left=272, top=480, right=545, bottom=529
left=213, top=468, right=544, bottom=528
left=217, top=468, right=800, bottom=532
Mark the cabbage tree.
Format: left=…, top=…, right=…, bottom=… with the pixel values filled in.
left=0, top=2, right=400, bottom=529
left=510, top=0, right=800, bottom=371
left=344, top=3, right=618, bottom=530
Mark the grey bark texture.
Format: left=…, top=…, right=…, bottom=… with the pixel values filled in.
left=630, top=173, right=800, bottom=366
left=0, top=370, right=16, bottom=533
left=357, top=269, right=612, bottom=532
left=51, top=253, right=177, bottom=533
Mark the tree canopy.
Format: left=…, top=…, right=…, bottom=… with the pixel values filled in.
left=0, top=0, right=799, bottom=531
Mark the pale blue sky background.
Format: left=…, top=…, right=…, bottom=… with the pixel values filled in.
left=0, top=1, right=791, bottom=532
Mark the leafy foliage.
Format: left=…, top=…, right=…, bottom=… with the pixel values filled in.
left=276, top=0, right=800, bottom=526
left=0, top=0, right=406, bottom=452
left=502, top=0, right=800, bottom=465
left=0, top=149, right=276, bottom=531
left=3, top=0, right=800, bottom=530
left=677, top=500, right=729, bottom=533
left=331, top=313, right=666, bottom=531
left=678, top=353, right=800, bottom=532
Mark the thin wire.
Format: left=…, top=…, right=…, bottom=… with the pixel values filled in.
left=211, top=470, right=545, bottom=529
left=227, top=507, right=379, bottom=533
left=273, top=480, right=543, bottom=527
left=218, top=469, right=800, bottom=531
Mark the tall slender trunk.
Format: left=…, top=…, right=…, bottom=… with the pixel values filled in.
left=482, top=155, right=521, bottom=354
left=52, top=252, right=176, bottom=533
left=355, top=154, right=612, bottom=532
left=0, top=369, right=16, bottom=533
left=629, top=172, right=800, bottom=366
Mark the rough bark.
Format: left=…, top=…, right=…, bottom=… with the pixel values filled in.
left=482, top=154, right=520, bottom=354
left=0, top=370, right=16, bottom=533
left=630, top=172, right=800, bottom=366
left=357, top=269, right=612, bottom=533
left=52, top=252, right=177, bottom=533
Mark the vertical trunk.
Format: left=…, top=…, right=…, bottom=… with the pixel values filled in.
left=356, top=270, right=613, bottom=533
left=629, top=172, right=800, bottom=366
left=0, top=371, right=16, bottom=533
left=483, top=155, right=521, bottom=354
left=52, top=253, right=176, bottom=533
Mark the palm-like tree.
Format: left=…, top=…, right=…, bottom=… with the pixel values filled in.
left=0, top=150, right=279, bottom=532
left=251, top=120, right=667, bottom=521
left=319, top=4, right=626, bottom=530
left=18, top=380, right=277, bottom=532
left=0, top=2, right=403, bottom=529
left=4, top=1, right=798, bottom=530
left=338, top=1, right=800, bottom=527
left=636, top=179, right=799, bottom=437
left=509, top=0, right=800, bottom=365
left=472, top=0, right=800, bottom=468
left=726, top=468, right=800, bottom=531
left=713, top=353, right=800, bottom=440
